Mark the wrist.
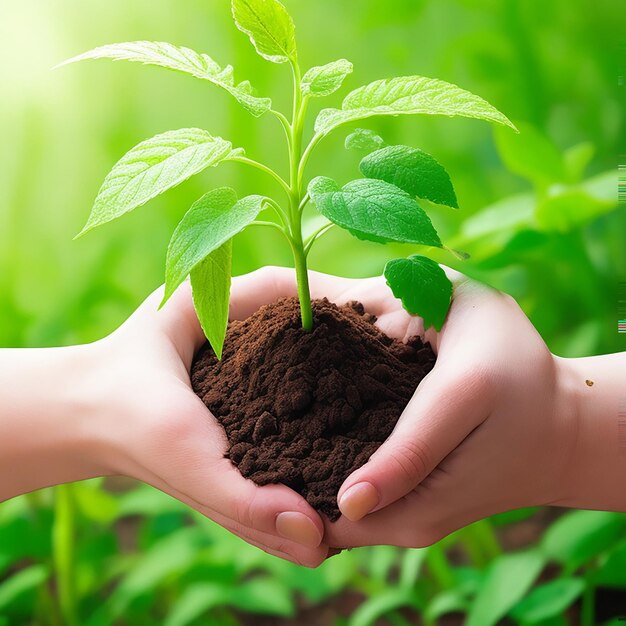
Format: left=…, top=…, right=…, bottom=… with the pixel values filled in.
left=0, top=342, right=112, bottom=500
left=551, top=354, right=626, bottom=511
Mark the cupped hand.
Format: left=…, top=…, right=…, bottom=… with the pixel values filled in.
left=88, top=276, right=329, bottom=567
left=228, top=267, right=577, bottom=550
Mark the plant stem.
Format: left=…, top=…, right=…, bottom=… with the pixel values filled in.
left=287, top=59, right=314, bottom=330
left=230, top=155, right=291, bottom=196
left=53, top=485, right=78, bottom=626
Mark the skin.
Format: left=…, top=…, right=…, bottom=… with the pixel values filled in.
left=1, top=266, right=625, bottom=563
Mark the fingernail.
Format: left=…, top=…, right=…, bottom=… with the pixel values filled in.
left=276, top=512, right=322, bottom=548
left=338, top=482, right=379, bottom=521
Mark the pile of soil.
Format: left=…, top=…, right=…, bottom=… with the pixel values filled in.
left=191, top=297, right=436, bottom=521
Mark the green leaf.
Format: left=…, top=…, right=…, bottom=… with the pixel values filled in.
left=494, top=121, right=566, bottom=185
left=348, top=589, right=422, bottom=626
left=361, top=145, right=458, bottom=208
left=165, top=583, right=229, bottom=626
left=191, top=242, right=232, bottom=360
left=508, top=578, right=585, bottom=624
left=231, top=0, right=297, bottom=64
left=57, top=41, right=271, bottom=117
left=384, top=255, right=452, bottom=331
left=315, top=75, right=517, bottom=136
left=0, top=565, right=48, bottom=610
left=302, top=59, right=353, bottom=97
left=541, top=511, right=626, bottom=573
left=424, top=589, right=469, bottom=622
left=308, top=177, right=442, bottom=247
left=594, top=541, right=626, bottom=587
left=163, top=189, right=265, bottom=304
left=535, top=189, right=616, bottom=233
left=78, top=129, right=239, bottom=237
left=110, top=527, right=205, bottom=616
left=465, top=550, right=545, bottom=626
left=345, top=128, right=386, bottom=153
left=231, top=578, right=294, bottom=616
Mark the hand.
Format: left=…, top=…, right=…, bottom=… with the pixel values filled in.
left=80, top=278, right=330, bottom=567
left=233, top=267, right=582, bottom=549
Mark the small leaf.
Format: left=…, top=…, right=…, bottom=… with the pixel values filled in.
left=508, top=578, right=585, bottom=624
left=361, top=145, right=458, bottom=208
left=230, top=578, right=294, bottom=616
left=163, top=189, right=265, bottom=305
left=165, top=583, right=229, bottom=626
left=345, top=128, right=386, bottom=153
left=191, top=242, right=232, bottom=360
left=302, top=59, right=353, bottom=97
left=231, top=0, right=297, bottom=64
left=57, top=41, right=271, bottom=116
left=0, top=566, right=48, bottom=610
left=78, top=129, right=239, bottom=236
left=494, top=121, right=565, bottom=185
left=465, top=550, right=545, bottom=626
left=384, top=256, right=452, bottom=331
left=308, top=177, right=442, bottom=247
left=315, top=75, right=517, bottom=136
left=349, top=589, right=422, bottom=626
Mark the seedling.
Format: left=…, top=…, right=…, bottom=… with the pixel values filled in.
left=58, top=0, right=516, bottom=358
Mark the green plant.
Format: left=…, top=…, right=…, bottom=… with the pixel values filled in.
left=58, top=0, right=515, bottom=357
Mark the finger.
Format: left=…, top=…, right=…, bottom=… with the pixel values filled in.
left=147, top=475, right=328, bottom=567
left=336, top=362, right=491, bottom=522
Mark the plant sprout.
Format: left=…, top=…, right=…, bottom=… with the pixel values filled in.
left=58, top=0, right=516, bottom=358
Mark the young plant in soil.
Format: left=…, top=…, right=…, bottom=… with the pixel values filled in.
left=60, top=0, right=515, bottom=519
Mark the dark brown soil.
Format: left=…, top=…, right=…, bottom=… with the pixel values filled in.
left=191, top=297, right=436, bottom=521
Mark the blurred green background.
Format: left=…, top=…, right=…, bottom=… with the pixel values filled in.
left=1, top=0, right=625, bottom=624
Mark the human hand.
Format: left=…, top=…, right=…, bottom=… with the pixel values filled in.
left=233, top=267, right=581, bottom=549
left=87, top=278, right=330, bottom=567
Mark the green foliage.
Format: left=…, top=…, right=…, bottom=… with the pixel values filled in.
left=61, top=0, right=517, bottom=351
left=308, top=177, right=442, bottom=246
left=57, top=41, right=271, bottom=116
left=314, top=75, right=517, bottom=136
left=466, top=550, right=546, bottom=626
left=509, top=578, right=585, bottom=624
left=360, top=145, right=458, bottom=208
left=384, top=255, right=452, bottom=331
left=301, top=59, right=353, bottom=97
left=191, top=243, right=233, bottom=361
left=77, top=129, right=240, bottom=237
left=163, top=189, right=264, bottom=304
left=344, top=128, right=386, bottom=153
left=231, top=0, right=297, bottom=64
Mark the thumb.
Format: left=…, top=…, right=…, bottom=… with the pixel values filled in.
left=336, top=365, right=492, bottom=521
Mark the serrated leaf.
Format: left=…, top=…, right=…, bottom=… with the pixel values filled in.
left=345, top=128, right=386, bottom=153
left=508, top=578, right=584, bottom=624
left=163, top=189, right=265, bottom=306
left=57, top=41, right=271, bottom=117
left=466, top=550, right=545, bottom=626
left=384, top=256, right=452, bottom=331
left=78, top=129, right=240, bottom=236
left=302, top=59, right=353, bottom=97
left=191, top=242, right=232, bottom=360
left=315, top=75, right=517, bottom=136
left=308, top=177, right=442, bottom=247
left=231, top=0, right=297, bottom=64
left=361, top=145, right=458, bottom=208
